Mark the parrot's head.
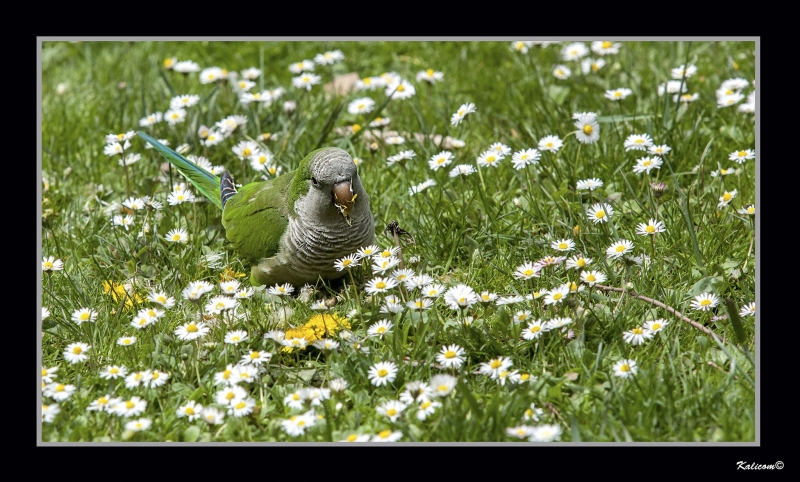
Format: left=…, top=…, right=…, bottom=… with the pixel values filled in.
left=290, top=147, right=370, bottom=225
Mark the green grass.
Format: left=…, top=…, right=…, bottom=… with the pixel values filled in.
left=40, top=40, right=756, bottom=442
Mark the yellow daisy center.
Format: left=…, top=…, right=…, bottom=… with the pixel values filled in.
left=72, top=346, right=83, bottom=354
left=652, top=323, right=661, bottom=330
left=601, top=41, right=612, bottom=49
left=186, top=323, right=198, bottom=333
left=235, top=402, right=246, bottom=410
left=110, top=367, right=119, bottom=374
left=98, top=397, right=108, bottom=404
left=458, top=297, right=466, bottom=304
left=614, top=91, right=622, bottom=97
left=347, top=434, right=358, bottom=442
left=126, top=401, right=135, bottom=409
left=242, top=148, right=251, bottom=156
left=700, top=299, right=711, bottom=306
left=226, top=392, right=235, bottom=400
left=377, top=327, right=386, bottom=334
left=583, top=125, right=593, bottom=134
left=586, top=274, right=596, bottom=282
left=646, top=225, right=655, bottom=233
left=55, top=384, right=65, bottom=392
left=531, top=325, right=541, bottom=333
left=553, top=293, right=563, bottom=300
left=44, top=261, right=53, bottom=269
left=643, top=160, right=651, bottom=166
left=375, top=281, right=387, bottom=289
left=185, top=407, right=195, bottom=415
left=558, top=243, right=568, bottom=249
left=632, top=328, right=643, bottom=335
left=523, top=269, right=534, bottom=276
left=737, top=150, right=747, bottom=157
left=723, top=193, right=732, bottom=202
left=615, top=245, right=626, bottom=252
left=378, top=369, right=389, bottom=377
left=747, top=207, right=755, bottom=214
left=444, top=350, right=456, bottom=359
left=222, top=370, right=231, bottom=379
left=577, top=259, right=586, bottom=267
left=386, top=408, right=397, bottom=416
left=80, top=312, right=90, bottom=321
left=620, top=364, right=630, bottom=372
left=595, top=210, right=606, bottom=219
left=135, top=373, right=143, bottom=380
left=546, top=142, right=553, bottom=148
left=491, top=360, right=502, bottom=369
left=397, top=85, right=405, bottom=92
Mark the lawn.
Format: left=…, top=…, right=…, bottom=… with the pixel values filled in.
left=39, top=39, right=757, bottom=442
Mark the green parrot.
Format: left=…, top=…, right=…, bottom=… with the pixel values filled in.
left=137, top=131, right=376, bottom=287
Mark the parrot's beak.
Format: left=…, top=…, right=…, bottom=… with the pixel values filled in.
left=332, top=180, right=356, bottom=216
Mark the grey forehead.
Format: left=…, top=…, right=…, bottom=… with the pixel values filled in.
left=311, top=148, right=355, bottom=178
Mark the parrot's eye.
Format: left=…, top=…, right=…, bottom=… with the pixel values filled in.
left=311, top=177, right=320, bottom=187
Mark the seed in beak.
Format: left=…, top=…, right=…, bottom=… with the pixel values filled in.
left=333, top=180, right=356, bottom=215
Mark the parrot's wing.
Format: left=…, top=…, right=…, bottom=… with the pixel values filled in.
left=222, top=172, right=295, bottom=264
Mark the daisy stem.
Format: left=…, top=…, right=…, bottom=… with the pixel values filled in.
left=650, top=235, right=655, bottom=259
left=459, top=310, right=469, bottom=341
left=192, top=202, right=199, bottom=243
left=194, top=340, right=203, bottom=386
left=122, top=161, right=132, bottom=199
left=742, top=226, right=755, bottom=273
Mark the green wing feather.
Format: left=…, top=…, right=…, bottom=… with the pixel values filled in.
left=221, top=172, right=294, bottom=264
left=137, top=131, right=222, bottom=209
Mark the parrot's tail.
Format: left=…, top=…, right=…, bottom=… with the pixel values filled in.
left=137, top=131, right=223, bottom=210
left=220, top=172, right=237, bottom=209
